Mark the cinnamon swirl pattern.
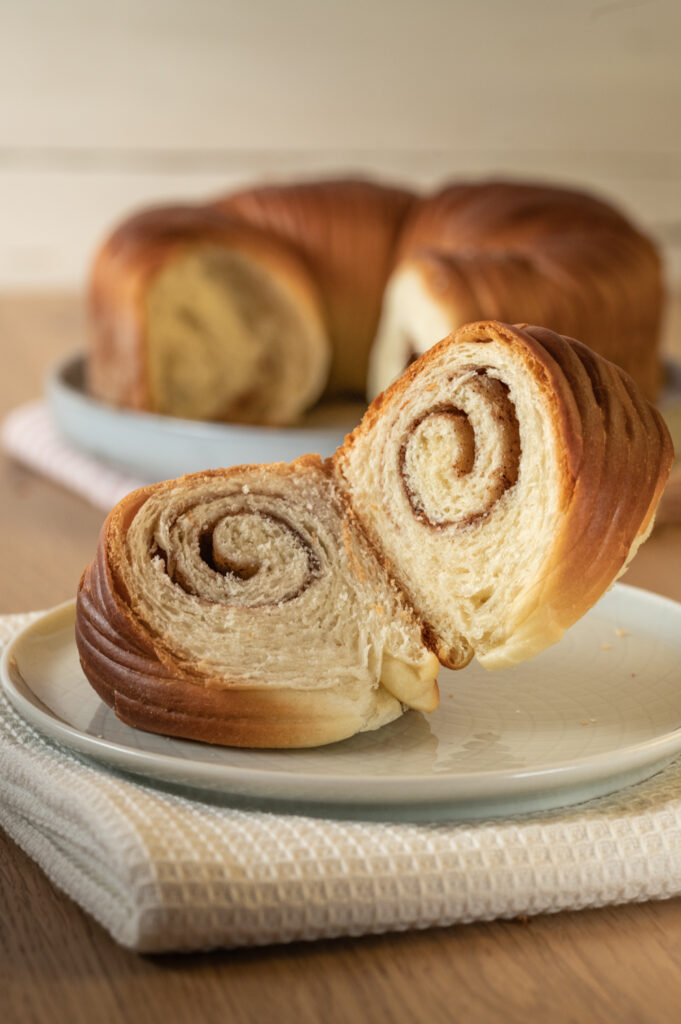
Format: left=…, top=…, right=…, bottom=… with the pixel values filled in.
left=336, top=321, right=673, bottom=671
left=75, top=456, right=439, bottom=748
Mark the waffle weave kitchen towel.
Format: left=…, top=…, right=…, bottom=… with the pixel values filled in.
left=2, top=611, right=681, bottom=954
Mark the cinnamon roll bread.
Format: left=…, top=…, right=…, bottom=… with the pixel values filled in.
left=88, top=178, right=663, bottom=424
left=88, top=205, right=330, bottom=424
left=75, top=456, right=439, bottom=748
left=76, top=320, right=672, bottom=748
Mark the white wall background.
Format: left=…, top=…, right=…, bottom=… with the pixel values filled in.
left=1, top=0, right=680, bottom=287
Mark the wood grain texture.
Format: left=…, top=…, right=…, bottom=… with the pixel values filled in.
left=1, top=293, right=681, bottom=1023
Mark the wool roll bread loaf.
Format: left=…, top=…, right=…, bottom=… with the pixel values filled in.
left=76, top=320, right=672, bottom=748
left=88, top=205, right=331, bottom=425
left=75, top=456, right=439, bottom=748
left=336, top=321, right=673, bottom=671
left=89, top=178, right=663, bottom=424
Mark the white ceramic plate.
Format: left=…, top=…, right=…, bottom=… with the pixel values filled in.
left=47, top=354, right=366, bottom=480
left=3, top=584, right=681, bottom=821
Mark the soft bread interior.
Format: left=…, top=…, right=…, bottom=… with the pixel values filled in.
left=342, top=335, right=567, bottom=669
left=145, top=247, right=329, bottom=423
left=368, top=264, right=458, bottom=399
left=112, top=459, right=439, bottom=737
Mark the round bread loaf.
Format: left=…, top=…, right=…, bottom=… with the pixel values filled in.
left=88, top=178, right=663, bottom=422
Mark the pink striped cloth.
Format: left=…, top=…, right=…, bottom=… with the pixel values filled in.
left=2, top=401, right=146, bottom=510
left=2, top=399, right=681, bottom=521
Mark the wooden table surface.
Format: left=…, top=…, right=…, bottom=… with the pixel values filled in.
left=2, top=293, right=681, bottom=1024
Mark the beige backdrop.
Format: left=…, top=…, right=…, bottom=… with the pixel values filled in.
left=0, top=0, right=679, bottom=287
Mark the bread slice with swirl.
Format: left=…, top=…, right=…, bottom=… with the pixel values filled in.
left=76, top=456, right=439, bottom=748
left=76, top=321, right=673, bottom=747
left=336, top=320, right=673, bottom=671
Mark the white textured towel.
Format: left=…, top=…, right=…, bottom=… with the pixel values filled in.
left=2, top=612, right=681, bottom=954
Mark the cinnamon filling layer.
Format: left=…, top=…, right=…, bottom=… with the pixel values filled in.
left=154, top=507, right=322, bottom=605
left=399, top=369, right=521, bottom=528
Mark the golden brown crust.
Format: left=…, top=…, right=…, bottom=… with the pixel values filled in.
left=520, top=325, right=673, bottom=615
left=395, top=182, right=663, bottom=399
left=214, top=178, right=415, bottom=395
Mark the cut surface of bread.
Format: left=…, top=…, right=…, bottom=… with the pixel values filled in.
left=88, top=205, right=330, bottom=425
left=76, top=455, right=439, bottom=748
left=336, top=321, right=673, bottom=670
left=145, top=246, right=329, bottom=422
